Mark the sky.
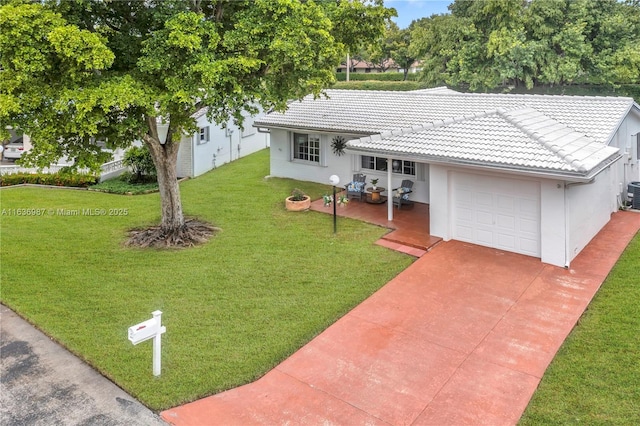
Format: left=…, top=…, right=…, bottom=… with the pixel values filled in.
left=387, top=0, right=452, bottom=29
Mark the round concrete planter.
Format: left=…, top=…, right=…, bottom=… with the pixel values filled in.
left=285, top=195, right=311, bottom=211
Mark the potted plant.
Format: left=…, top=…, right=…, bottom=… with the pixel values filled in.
left=371, top=178, right=379, bottom=190
left=285, top=188, right=311, bottom=211
left=323, top=193, right=349, bottom=208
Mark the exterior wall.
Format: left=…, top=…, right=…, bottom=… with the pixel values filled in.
left=566, top=165, right=617, bottom=264
left=269, top=129, right=354, bottom=185
left=608, top=107, right=640, bottom=205
left=177, top=111, right=270, bottom=178
left=428, top=164, right=451, bottom=240
left=176, top=134, right=193, bottom=178
left=540, top=180, right=566, bottom=267
left=269, top=129, right=429, bottom=199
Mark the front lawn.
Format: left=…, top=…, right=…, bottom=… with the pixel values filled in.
left=520, top=232, right=640, bottom=425
left=0, top=149, right=412, bottom=410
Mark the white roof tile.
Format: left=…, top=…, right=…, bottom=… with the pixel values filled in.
left=255, top=89, right=634, bottom=177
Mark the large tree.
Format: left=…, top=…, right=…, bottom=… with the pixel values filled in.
left=0, top=0, right=392, bottom=246
left=411, top=0, right=639, bottom=90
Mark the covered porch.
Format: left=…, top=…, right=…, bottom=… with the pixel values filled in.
left=310, top=194, right=442, bottom=257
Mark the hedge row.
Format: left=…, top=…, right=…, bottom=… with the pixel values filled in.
left=331, top=81, right=640, bottom=104
left=0, top=172, right=98, bottom=187
left=331, top=81, right=432, bottom=91
left=335, top=72, right=419, bottom=82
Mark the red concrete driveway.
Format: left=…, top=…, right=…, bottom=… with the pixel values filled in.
left=162, top=211, right=640, bottom=426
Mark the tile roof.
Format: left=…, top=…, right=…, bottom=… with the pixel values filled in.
left=254, top=89, right=635, bottom=177
left=192, top=106, right=209, bottom=119
left=348, top=107, right=619, bottom=175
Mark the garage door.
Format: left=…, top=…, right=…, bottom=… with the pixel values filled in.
left=452, top=172, right=541, bottom=257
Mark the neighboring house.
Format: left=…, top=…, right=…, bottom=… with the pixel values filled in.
left=1, top=129, right=127, bottom=181
left=176, top=107, right=270, bottom=178
left=336, top=58, right=400, bottom=74
left=400, top=60, right=422, bottom=75
left=2, top=129, right=32, bottom=161
left=254, top=88, right=640, bottom=268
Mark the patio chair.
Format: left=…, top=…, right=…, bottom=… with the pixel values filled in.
left=345, top=173, right=367, bottom=201
left=393, top=180, right=414, bottom=209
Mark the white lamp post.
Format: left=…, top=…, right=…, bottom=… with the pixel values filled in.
left=329, top=175, right=340, bottom=234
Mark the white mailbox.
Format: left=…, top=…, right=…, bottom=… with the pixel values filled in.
left=128, top=310, right=166, bottom=376
left=128, top=317, right=161, bottom=345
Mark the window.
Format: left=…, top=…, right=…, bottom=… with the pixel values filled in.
left=198, top=126, right=209, bottom=145
left=293, top=133, right=320, bottom=163
left=361, top=155, right=415, bottom=176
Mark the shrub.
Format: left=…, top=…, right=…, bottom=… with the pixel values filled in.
left=89, top=174, right=159, bottom=195
left=332, top=81, right=431, bottom=91
left=123, top=145, right=156, bottom=183
left=334, top=72, right=419, bottom=82
left=0, top=172, right=98, bottom=187
left=290, top=188, right=307, bottom=201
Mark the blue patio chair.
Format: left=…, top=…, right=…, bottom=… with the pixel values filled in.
left=345, top=173, right=367, bottom=201
left=393, top=180, right=414, bottom=209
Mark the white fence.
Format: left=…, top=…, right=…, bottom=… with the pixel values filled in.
left=0, top=159, right=127, bottom=181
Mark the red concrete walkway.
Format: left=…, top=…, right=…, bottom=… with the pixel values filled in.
left=309, top=196, right=442, bottom=255
left=162, top=211, right=640, bottom=426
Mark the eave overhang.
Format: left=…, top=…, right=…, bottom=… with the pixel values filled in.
left=344, top=145, right=622, bottom=183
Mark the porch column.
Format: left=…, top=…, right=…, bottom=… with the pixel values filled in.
left=387, top=157, right=393, bottom=221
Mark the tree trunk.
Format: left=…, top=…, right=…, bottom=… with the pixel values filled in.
left=144, top=116, right=184, bottom=233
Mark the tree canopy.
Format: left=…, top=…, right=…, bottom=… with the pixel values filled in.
left=409, top=0, right=640, bottom=90
left=0, top=0, right=393, bottom=245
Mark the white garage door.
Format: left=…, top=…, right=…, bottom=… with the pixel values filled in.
left=452, top=172, right=541, bottom=257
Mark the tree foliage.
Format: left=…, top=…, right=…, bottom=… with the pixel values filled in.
left=123, top=145, right=157, bottom=183
left=0, top=0, right=392, bottom=245
left=410, top=0, right=640, bottom=90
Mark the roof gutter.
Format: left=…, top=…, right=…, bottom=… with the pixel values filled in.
left=344, top=147, right=623, bottom=183
left=252, top=123, right=372, bottom=136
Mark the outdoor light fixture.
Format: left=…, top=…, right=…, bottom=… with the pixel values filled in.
left=157, top=121, right=169, bottom=145
left=329, top=175, right=340, bottom=234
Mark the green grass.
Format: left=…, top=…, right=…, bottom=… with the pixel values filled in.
left=0, top=149, right=412, bottom=411
left=520, top=233, right=640, bottom=425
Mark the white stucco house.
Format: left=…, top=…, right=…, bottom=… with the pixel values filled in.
left=176, top=107, right=270, bottom=178
left=254, top=88, right=640, bottom=268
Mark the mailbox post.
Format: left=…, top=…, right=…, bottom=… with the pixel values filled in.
left=128, top=310, right=166, bottom=376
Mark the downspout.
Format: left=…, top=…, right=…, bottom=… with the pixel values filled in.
left=228, top=129, right=234, bottom=163
left=387, top=157, right=393, bottom=221
left=564, top=182, right=570, bottom=268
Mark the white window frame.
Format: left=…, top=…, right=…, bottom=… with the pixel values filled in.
left=292, top=133, right=321, bottom=164
left=198, top=126, right=210, bottom=145
left=360, top=155, right=416, bottom=177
